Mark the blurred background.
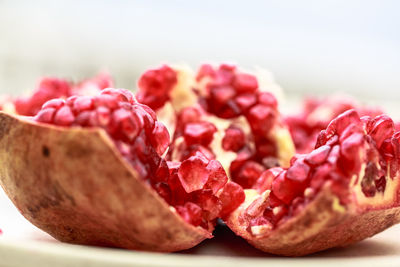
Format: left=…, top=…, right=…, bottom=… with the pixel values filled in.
left=0, top=0, right=399, bottom=114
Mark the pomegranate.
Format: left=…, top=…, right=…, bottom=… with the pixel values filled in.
left=226, top=109, right=400, bottom=256
left=1, top=64, right=399, bottom=256
left=286, top=96, right=383, bottom=154
left=137, top=64, right=295, bottom=190
left=13, top=73, right=113, bottom=116
left=0, top=88, right=244, bottom=252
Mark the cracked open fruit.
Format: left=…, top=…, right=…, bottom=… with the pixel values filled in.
left=0, top=88, right=244, bottom=252
left=226, top=109, right=400, bottom=256
left=0, top=63, right=400, bottom=256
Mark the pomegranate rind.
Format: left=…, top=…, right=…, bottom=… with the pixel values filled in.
left=0, top=112, right=211, bottom=252
left=227, top=184, right=400, bottom=256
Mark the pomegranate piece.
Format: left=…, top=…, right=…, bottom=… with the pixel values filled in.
left=226, top=110, right=400, bottom=256
left=222, top=126, right=246, bottom=152
left=136, top=65, right=178, bottom=110
left=0, top=88, right=243, bottom=252
left=183, top=121, right=217, bottom=146
left=177, top=154, right=210, bottom=193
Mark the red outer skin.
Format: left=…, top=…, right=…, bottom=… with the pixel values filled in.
left=226, top=185, right=400, bottom=256
left=0, top=112, right=211, bottom=252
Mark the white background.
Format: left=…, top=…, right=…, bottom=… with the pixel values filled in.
left=0, top=0, right=399, bottom=104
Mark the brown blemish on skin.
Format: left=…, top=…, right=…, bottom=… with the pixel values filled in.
left=42, top=145, right=50, bottom=157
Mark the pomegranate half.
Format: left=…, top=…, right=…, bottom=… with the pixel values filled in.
left=226, top=109, right=400, bottom=256
left=0, top=88, right=243, bottom=252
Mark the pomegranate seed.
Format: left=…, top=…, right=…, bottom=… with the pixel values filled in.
left=53, top=106, right=75, bottom=126
left=210, top=86, right=236, bottom=104
left=183, top=121, right=217, bottom=146
left=34, top=108, right=56, bottom=123
left=175, top=202, right=203, bottom=226
left=222, top=126, right=246, bottom=152
left=258, top=92, right=278, bottom=109
left=219, top=182, right=245, bottom=218
left=196, top=64, right=215, bottom=81
left=272, top=172, right=303, bottom=205
left=42, top=99, right=65, bottom=109
left=151, top=121, right=170, bottom=155
left=232, top=73, right=258, bottom=93
left=326, top=109, right=360, bottom=137
left=285, top=158, right=310, bottom=184
left=305, top=145, right=330, bottom=166
left=246, top=104, right=275, bottom=135
left=177, top=154, right=210, bottom=193
left=72, top=96, right=94, bottom=113
left=235, top=93, right=257, bottom=112
left=193, top=190, right=222, bottom=221
left=137, top=65, right=177, bottom=110
left=205, top=160, right=228, bottom=194
left=254, top=167, right=284, bottom=193
left=178, top=107, right=202, bottom=125
left=369, top=115, right=395, bottom=148
left=234, top=161, right=265, bottom=189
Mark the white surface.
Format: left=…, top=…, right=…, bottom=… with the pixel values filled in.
left=1, top=187, right=400, bottom=267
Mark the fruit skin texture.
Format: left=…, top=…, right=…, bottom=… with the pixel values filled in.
left=0, top=112, right=210, bottom=252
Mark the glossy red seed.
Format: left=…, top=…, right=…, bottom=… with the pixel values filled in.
left=34, top=108, right=56, bottom=123
left=235, top=93, right=257, bottom=112
left=219, top=182, right=245, bottom=218
left=112, top=108, right=139, bottom=141
left=258, top=92, right=278, bottom=109
left=72, top=96, right=94, bottom=113
left=196, top=64, right=215, bottom=81
left=205, top=160, right=228, bottom=194
left=137, top=65, right=177, bottom=110
left=151, top=121, right=170, bottom=155
left=222, top=126, right=246, bottom=152
left=177, top=155, right=210, bottom=193
left=210, top=86, right=236, bottom=104
left=53, top=106, right=75, bottom=126
left=193, top=190, right=222, bottom=221
left=340, top=133, right=364, bottom=160
left=232, top=73, right=258, bottom=93
left=272, top=172, right=303, bottom=205
left=326, top=109, right=360, bottom=137
left=178, top=106, right=202, bottom=126
left=285, top=158, right=310, bottom=183
left=183, top=121, right=217, bottom=146
left=101, top=88, right=134, bottom=104
left=42, top=99, right=65, bottom=109
left=234, top=161, right=265, bottom=189
left=253, top=167, right=284, bottom=193
left=175, top=202, right=203, bottom=226
left=246, top=104, right=275, bottom=135
left=369, top=115, right=395, bottom=148
left=305, top=145, right=331, bottom=165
